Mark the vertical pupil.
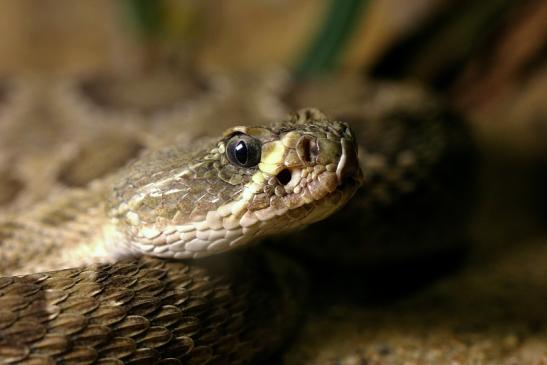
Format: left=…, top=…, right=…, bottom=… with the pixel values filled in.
left=235, top=141, right=248, bottom=164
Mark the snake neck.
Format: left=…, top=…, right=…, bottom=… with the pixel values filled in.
left=0, top=182, right=129, bottom=275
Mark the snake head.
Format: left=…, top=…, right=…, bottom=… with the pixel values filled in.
left=223, top=108, right=362, bottom=222
left=107, top=108, right=362, bottom=259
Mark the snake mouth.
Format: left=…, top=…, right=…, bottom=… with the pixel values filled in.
left=282, top=169, right=362, bottom=228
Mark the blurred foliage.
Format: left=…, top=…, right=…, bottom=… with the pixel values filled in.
left=123, top=0, right=205, bottom=67
left=295, top=0, right=368, bottom=78
left=124, top=0, right=203, bottom=40
left=124, top=0, right=163, bottom=39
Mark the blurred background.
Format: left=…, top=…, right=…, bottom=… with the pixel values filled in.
left=0, top=0, right=545, bottom=154
left=0, top=1, right=545, bottom=364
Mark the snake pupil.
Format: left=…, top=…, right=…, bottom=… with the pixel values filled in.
left=226, top=134, right=261, bottom=168
left=235, top=141, right=248, bottom=165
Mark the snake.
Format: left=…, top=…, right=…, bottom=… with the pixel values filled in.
left=0, top=73, right=474, bottom=364
left=0, top=107, right=363, bottom=364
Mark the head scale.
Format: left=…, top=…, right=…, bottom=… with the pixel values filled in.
left=107, top=108, right=362, bottom=259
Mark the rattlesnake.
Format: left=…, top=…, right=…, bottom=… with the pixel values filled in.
left=0, top=71, right=474, bottom=364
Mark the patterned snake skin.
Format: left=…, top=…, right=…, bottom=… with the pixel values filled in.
left=0, top=251, right=304, bottom=365
left=0, top=71, right=475, bottom=364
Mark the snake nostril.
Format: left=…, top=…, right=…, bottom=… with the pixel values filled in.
left=297, top=135, right=317, bottom=164
left=276, top=169, right=292, bottom=185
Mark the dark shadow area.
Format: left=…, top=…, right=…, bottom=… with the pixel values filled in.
left=306, top=244, right=470, bottom=307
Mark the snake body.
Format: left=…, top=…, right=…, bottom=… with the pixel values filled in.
left=0, top=251, right=304, bottom=365
left=0, top=73, right=475, bottom=364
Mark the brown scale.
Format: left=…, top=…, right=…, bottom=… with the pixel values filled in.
left=0, top=250, right=305, bottom=365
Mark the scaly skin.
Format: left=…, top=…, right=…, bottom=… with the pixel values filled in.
left=0, top=109, right=361, bottom=364
left=0, top=73, right=476, bottom=365
left=107, top=108, right=362, bottom=260
left=0, top=250, right=306, bottom=365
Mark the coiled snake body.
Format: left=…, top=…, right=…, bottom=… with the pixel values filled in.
left=0, top=75, right=474, bottom=365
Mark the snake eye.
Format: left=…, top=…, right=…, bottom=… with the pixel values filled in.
left=226, top=134, right=261, bottom=168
